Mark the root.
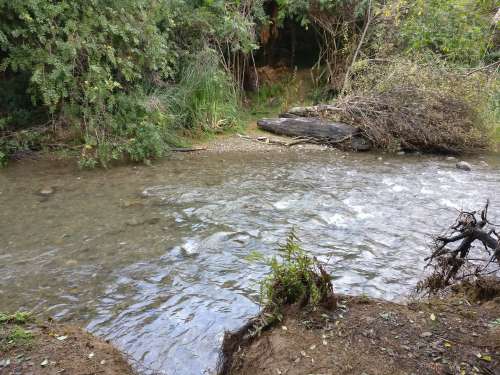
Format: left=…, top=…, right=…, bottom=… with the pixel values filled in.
left=418, top=200, right=500, bottom=295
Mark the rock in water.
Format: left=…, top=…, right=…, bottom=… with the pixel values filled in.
left=38, top=187, right=55, bottom=196
left=456, top=161, right=472, bottom=171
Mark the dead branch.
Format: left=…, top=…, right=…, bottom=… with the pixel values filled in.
left=418, top=201, right=500, bottom=294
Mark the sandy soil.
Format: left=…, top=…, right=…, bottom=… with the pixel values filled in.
left=0, top=320, right=134, bottom=375
left=193, top=122, right=332, bottom=154
left=223, top=294, right=500, bottom=375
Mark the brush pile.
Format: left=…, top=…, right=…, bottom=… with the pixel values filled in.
left=284, top=59, right=497, bottom=153
left=336, top=59, right=497, bottom=153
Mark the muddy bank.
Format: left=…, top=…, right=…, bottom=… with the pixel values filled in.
left=0, top=317, right=134, bottom=375
left=220, top=293, right=500, bottom=375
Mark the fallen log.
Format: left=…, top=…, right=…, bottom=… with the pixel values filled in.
left=257, top=117, right=371, bottom=151
left=281, top=104, right=341, bottom=118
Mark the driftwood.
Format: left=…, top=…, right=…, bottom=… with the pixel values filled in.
left=257, top=117, right=370, bottom=151
left=418, top=201, right=500, bottom=294
left=171, top=147, right=207, bottom=152
left=281, top=105, right=341, bottom=118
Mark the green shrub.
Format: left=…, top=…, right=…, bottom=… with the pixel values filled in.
left=261, top=231, right=334, bottom=317
left=0, top=0, right=180, bottom=166
left=400, top=0, right=497, bottom=66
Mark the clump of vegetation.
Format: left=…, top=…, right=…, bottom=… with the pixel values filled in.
left=399, top=0, right=498, bottom=66
left=0, top=0, right=257, bottom=167
left=333, top=58, right=498, bottom=153
left=159, top=49, right=240, bottom=135
left=261, top=231, right=335, bottom=319
left=0, top=312, right=33, bottom=351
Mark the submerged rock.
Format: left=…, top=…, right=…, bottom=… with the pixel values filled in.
left=456, top=161, right=472, bottom=171
left=38, top=187, right=55, bottom=196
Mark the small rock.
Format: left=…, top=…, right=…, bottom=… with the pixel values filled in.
left=88, top=352, right=94, bottom=359
left=456, top=161, right=472, bottom=171
left=446, top=156, right=456, bottom=160
left=420, top=331, right=432, bottom=338
left=38, top=187, right=55, bottom=196
left=40, top=359, right=49, bottom=367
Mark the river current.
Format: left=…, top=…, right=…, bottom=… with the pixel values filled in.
left=1, top=150, right=499, bottom=374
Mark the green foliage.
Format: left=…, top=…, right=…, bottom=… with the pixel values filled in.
left=160, top=49, right=240, bottom=134
left=0, top=311, right=32, bottom=325
left=399, top=0, right=497, bottom=66
left=0, top=0, right=181, bottom=166
left=0, top=0, right=263, bottom=166
left=0, top=311, right=33, bottom=351
left=261, top=231, right=334, bottom=316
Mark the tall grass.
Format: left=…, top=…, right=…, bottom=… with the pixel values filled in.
left=159, top=49, right=240, bottom=135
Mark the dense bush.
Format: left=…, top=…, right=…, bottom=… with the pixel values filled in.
left=0, top=0, right=260, bottom=166
left=396, top=0, right=497, bottom=66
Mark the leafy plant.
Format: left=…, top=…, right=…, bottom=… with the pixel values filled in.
left=399, top=0, right=497, bottom=66
left=261, top=231, right=334, bottom=318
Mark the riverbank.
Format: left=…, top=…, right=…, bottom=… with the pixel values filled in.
left=0, top=314, right=134, bottom=375
left=221, top=291, right=500, bottom=375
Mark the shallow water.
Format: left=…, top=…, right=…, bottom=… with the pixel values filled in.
left=1, top=150, right=499, bottom=374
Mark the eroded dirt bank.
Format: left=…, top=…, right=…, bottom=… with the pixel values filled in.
left=221, top=293, right=500, bottom=375
left=0, top=319, right=134, bottom=375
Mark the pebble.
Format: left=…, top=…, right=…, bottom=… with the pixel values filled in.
left=420, top=331, right=432, bottom=338
left=456, top=161, right=472, bottom=171
left=38, top=187, right=55, bottom=196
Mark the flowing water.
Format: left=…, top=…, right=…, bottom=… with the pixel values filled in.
left=1, top=150, right=499, bottom=374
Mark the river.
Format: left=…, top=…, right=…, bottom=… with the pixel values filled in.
left=1, top=150, right=499, bottom=374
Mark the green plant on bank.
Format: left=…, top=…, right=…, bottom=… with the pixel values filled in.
left=261, top=231, right=334, bottom=319
left=398, top=0, right=498, bottom=66
left=159, top=49, right=240, bottom=136
left=0, top=312, right=33, bottom=351
left=0, top=0, right=259, bottom=167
